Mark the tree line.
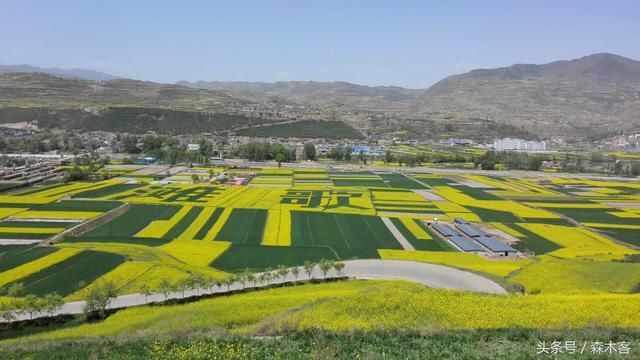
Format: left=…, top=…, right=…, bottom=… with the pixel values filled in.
left=0, top=260, right=346, bottom=323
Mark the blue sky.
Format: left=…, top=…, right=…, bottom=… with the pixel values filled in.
left=1, top=0, right=638, bottom=88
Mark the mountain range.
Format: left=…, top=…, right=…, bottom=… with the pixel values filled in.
left=1, top=53, right=639, bottom=138
left=0, top=64, right=119, bottom=81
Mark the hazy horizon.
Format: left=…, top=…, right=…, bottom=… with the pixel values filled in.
left=1, top=0, right=639, bottom=88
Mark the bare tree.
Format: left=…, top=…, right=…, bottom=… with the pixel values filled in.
left=319, top=259, right=334, bottom=280
left=277, top=265, right=289, bottom=283
left=43, top=293, right=64, bottom=317
left=159, top=279, right=172, bottom=301
left=291, top=267, right=300, bottom=281
left=303, top=261, right=316, bottom=280
left=140, top=284, right=152, bottom=304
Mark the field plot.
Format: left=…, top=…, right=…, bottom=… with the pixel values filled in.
left=291, top=211, right=402, bottom=258
left=216, top=209, right=267, bottom=244
left=72, top=183, right=145, bottom=198
left=509, top=256, right=640, bottom=294
left=293, top=169, right=331, bottom=186
left=1, top=170, right=640, bottom=314
left=378, top=173, right=427, bottom=189
left=0, top=181, right=124, bottom=205
left=0, top=246, right=59, bottom=273
left=106, top=184, right=224, bottom=205
left=389, top=218, right=452, bottom=251
left=212, top=244, right=337, bottom=271
left=10, top=250, right=125, bottom=296
left=372, top=188, right=442, bottom=215
left=76, top=204, right=181, bottom=245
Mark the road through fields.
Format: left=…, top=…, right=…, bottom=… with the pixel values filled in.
left=3, top=260, right=506, bottom=322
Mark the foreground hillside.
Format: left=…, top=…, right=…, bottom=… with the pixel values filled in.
left=1, top=280, right=639, bottom=359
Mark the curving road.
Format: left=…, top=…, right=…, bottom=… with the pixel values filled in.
left=3, top=260, right=506, bottom=322
left=342, top=259, right=506, bottom=294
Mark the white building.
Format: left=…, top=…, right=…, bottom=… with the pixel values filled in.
left=493, top=138, right=546, bottom=151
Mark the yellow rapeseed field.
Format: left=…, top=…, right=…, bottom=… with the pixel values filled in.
left=262, top=209, right=292, bottom=246
left=518, top=223, right=637, bottom=258
left=12, top=211, right=102, bottom=219
left=434, top=186, right=560, bottom=219
left=7, top=281, right=639, bottom=345
left=280, top=282, right=640, bottom=331
left=135, top=206, right=192, bottom=238
left=0, top=248, right=83, bottom=287
left=0, top=227, right=65, bottom=234
left=203, top=208, right=233, bottom=241
left=582, top=223, right=640, bottom=230
left=158, top=239, right=231, bottom=266
left=399, top=218, right=431, bottom=240
left=176, top=207, right=217, bottom=240
left=509, top=256, right=640, bottom=294
left=67, top=261, right=156, bottom=300
left=489, top=222, right=525, bottom=237
left=378, top=249, right=532, bottom=277
left=0, top=207, right=28, bottom=220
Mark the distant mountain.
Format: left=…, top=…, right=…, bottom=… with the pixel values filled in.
left=1, top=53, right=639, bottom=138
left=0, top=72, right=361, bottom=138
left=414, top=53, right=640, bottom=135
left=0, top=64, right=120, bottom=81
left=177, top=80, right=424, bottom=115
left=178, top=80, right=423, bottom=101
left=0, top=72, right=241, bottom=110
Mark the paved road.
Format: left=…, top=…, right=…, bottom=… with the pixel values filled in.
left=343, top=259, right=506, bottom=294
left=4, top=260, right=506, bottom=322
left=381, top=217, right=415, bottom=251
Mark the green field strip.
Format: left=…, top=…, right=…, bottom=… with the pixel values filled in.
left=0, top=245, right=29, bottom=256
left=7, top=182, right=67, bottom=196
left=164, top=206, right=204, bottom=239
left=14, top=250, right=126, bottom=297
left=455, top=186, right=504, bottom=201
left=72, top=183, right=145, bottom=199
left=0, top=221, right=77, bottom=228
left=464, top=206, right=522, bottom=223
left=378, top=173, right=427, bottom=189
left=0, top=246, right=59, bottom=273
left=79, top=204, right=180, bottom=244
left=389, top=218, right=452, bottom=251
left=210, top=244, right=338, bottom=272
left=331, top=179, right=389, bottom=187
left=34, top=200, right=121, bottom=212
left=592, top=228, right=640, bottom=247
left=217, top=209, right=267, bottom=245
left=410, top=177, right=454, bottom=187
left=291, top=211, right=401, bottom=259
left=328, top=171, right=376, bottom=176
left=164, top=187, right=220, bottom=203
left=0, top=233, right=52, bottom=240
left=194, top=208, right=225, bottom=240
left=510, top=224, right=563, bottom=254
left=550, top=207, right=640, bottom=225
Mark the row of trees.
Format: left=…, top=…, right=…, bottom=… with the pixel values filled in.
left=0, top=283, right=64, bottom=322
left=148, top=260, right=346, bottom=303
left=474, top=150, right=546, bottom=171
left=0, top=260, right=347, bottom=322
left=234, top=142, right=297, bottom=163
left=0, top=132, right=85, bottom=155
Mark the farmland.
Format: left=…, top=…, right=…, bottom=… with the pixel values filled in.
left=1, top=167, right=640, bottom=353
